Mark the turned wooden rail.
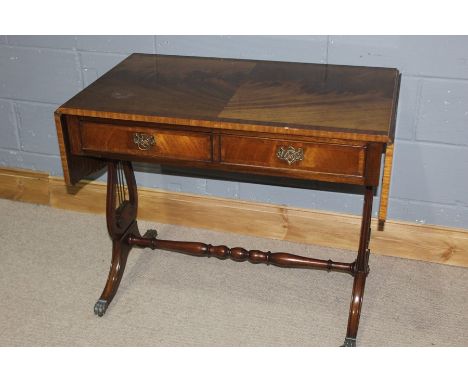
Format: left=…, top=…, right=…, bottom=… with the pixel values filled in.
left=127, top=234, right=356, bottom=275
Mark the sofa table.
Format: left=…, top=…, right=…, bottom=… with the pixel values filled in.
left=54, top=53, right=401, bottom=346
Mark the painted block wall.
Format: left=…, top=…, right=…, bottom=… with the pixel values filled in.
left=0, top=35, right=467, bottom=229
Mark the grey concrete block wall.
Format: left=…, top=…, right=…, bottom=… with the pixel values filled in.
left=328, top=36, right=468, bottom=78
left=156, top=35, right=328, bottom=63
left=76, top=36, right=155, bottom=54
left=79, top=52, right=128, bottom=87
left=0, top=35, right=467, bottom=229
left=0, top=46, right=82, bottom=103
left=416, top=78, right=468, bottom=146
left=7, top=35, right=78, bottom=50
left=0, top=100, right=19, bottom=150
left=15, top=102, right=60, bottom=155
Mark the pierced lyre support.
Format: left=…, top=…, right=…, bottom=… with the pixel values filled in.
left=106, top=161, right=138, bottom=239
left=94, top=160, right=140, bottom=317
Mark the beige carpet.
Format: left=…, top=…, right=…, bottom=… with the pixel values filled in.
left=0, top=198, right=467, bottom=346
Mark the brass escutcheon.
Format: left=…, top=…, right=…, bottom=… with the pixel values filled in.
left=133, top=132, right=156, bottom=151
left=276, top=146, right=304, bottom=165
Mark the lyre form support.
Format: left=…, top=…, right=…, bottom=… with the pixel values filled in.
left=95, top=160, right=375, bottom=346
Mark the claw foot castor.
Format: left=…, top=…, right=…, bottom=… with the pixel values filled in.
left=341, top=337, right=357, bottom=347
left=94, top=299, right=109, bottom=317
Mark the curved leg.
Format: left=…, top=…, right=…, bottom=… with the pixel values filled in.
left=94, top=161, right=139, bottom=316
left=94, top=222, right=139, bottom=316
left=343, top=186, right=374, bottom=346
left=343, top=271, right=367, bottom=347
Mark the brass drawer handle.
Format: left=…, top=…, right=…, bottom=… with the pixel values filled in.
left=276, top=146, right=304, bottom=165
left=133, top=132, right=156, bottom=150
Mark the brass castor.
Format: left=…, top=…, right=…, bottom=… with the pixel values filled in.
left=342, top=337, right=357, bottom=347
left=94, top=299, right=108, bottom=317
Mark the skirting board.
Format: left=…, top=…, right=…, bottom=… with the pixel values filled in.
left=1, top=166, right=468, bottom=268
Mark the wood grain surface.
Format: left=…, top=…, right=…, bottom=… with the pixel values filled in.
left=0, top=167, right=49, bottom=205
left=58, top=54, right=399, bottom=140
left=378, top=142, right=395, bottom=230
left=220, top=135, right=365, bottom=176
left=54, top=54, right=400, bottom=228
left=79, top=120, right=212, bottom=162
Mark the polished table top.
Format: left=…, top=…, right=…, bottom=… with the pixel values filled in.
left=59, top=53, right=400, bottom=143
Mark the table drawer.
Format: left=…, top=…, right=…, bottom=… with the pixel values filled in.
left=220, top=135, right=366, bottom=178
left=77, top=120, right=212, bottom=162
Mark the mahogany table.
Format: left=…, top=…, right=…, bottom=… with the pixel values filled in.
left=54, top=53, right=400, bottom=346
